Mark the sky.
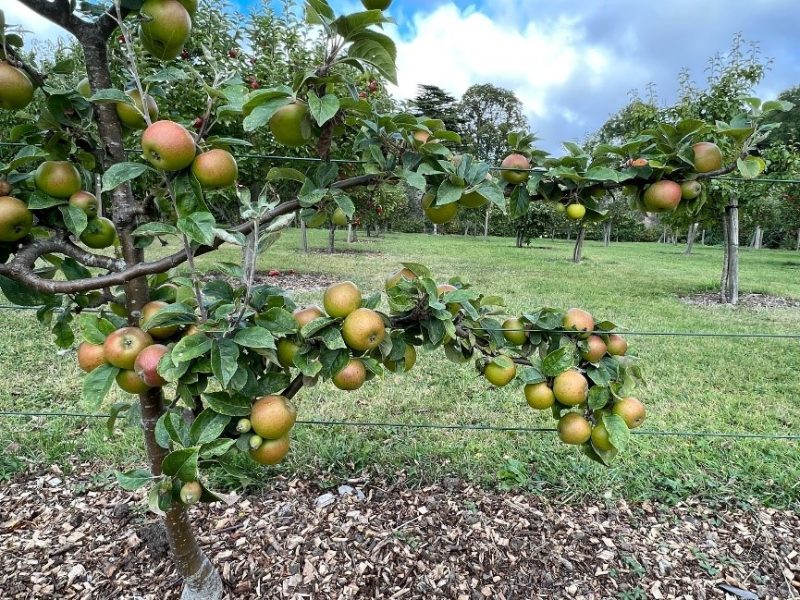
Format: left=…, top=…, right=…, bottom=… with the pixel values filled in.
left=4, top=0, right=799, bottom=153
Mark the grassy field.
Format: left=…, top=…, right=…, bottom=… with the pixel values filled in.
left=2, top=230, right=800, bottom=507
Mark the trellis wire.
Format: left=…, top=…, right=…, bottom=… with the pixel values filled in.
left=0, top=411, right=797, bottom=441
left=1, top=304, right=799, bottom=339
left=1, top=142, right=799, bottom=183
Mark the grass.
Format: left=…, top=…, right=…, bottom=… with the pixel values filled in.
left=2, top=230, right=800, bottom=507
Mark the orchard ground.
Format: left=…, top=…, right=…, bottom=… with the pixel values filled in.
left=1, top=231, right=800, bottom=508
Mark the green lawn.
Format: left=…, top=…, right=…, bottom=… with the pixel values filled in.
left=2, top=230, right=800, bottom=507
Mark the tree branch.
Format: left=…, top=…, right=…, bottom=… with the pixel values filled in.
left=18, top=0, right=91, bottom=37
left=1, top=174, right=381, bottom=295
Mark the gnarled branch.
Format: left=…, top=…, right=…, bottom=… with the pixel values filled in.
left=18, top=0, right=91, bottom=37
left=1, top=174, right=382, bottom=295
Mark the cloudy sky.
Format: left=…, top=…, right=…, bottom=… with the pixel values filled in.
left=4, top=0, right=799, bottom=152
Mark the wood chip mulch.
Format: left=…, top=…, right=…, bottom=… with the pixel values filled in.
left=201, top=271, right=341, bottom=293
left=681, top=292, right=800, bottom=310
left=1, top=464, right=799, bottom=599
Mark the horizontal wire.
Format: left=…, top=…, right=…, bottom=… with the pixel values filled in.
left=1, top=305, right=798, bottom=339
left=1, top=142, right=798, bottom=183
left=461, top=327, right=800, bottom=340
left=0, top=411, right=798, bottom=441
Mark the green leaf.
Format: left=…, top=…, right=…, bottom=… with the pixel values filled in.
left=242, top=98, right=292, bottom=132
left=602, top=414, right=630, bottom=452
left=307, top=91, right=340, bottom=126
left=346, top=37, right=398, bottom=85
left=27, top=190, right=66, bottom=209
left=737, top=156, right=766, bottom=179
left=267, top=167, right=307, bottom=184
left=588, top=385, right=610, bottom=410
left=89, top=88, right=132, bottom=103
left=79, top=314, right=117, bottom=344
left=541, top=347, right=575, bottom=377
left=518, top=367, right=546, bottom=385
left=202, top=392, right=252, bottom=417
left=177, top=211, right=217, bottom=245
left=143, top=67, right=189, bottom=83
left=115, top=469, right=154, bottom=491
left=133, top=222, right=179, bottom=237
left=0, top=276, right=54, bottom=307
left=171, top=333, right=213, bottom=363
left=211, top=338, right=240, bottom=387
left=162, top=447, right=199, bottom=482
left=141, top=303, right=196, bottom=332
left=233, top=327, right=275, bottom=349
left=58, top=203, right=88, bottom=237
left=81, top=363, right=119, bottom=407
left=189, top=409, right=231, bottom=446
left=101, top=162, right=151, bottom=192
left=200, top=438, right=235, bottom=458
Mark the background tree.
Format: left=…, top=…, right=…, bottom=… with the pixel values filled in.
left=409, top=84, right=462, bottom=134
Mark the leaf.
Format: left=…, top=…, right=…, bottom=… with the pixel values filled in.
left=58, top=204, right=88, bottom=237
left=143, top=67, right=189, bottom=83
left=102, top=162, right=151, bottom=192
left=171, top=333, right=213, bottom=363
left=307, top=90, right=340, bottom=126
left=541, top=347, right=575, bottom=377
left=518, top=367, right=546, bottom=385
left=79, top=314, right=117, bottom=344
left=202, top=392, right=252, bottom=417
left=177, top=211, right=217, bottom=245
left=233, top=327, right=275, bottom=349
left=162, top=447, right=199, bottom=482
left=89, top=88, right=132, bottom=103
left=189, top=409, right=231, bottom=446
left=115, top=469, right=154, bottom=491
left=132, top=222, right=179, bottom=237
left=602, top=414, right=630, bottom=452
left=141, top=303, right=196, bottom=332
left=200, top=438, right=235, bottom=458
left=347, top=37, right=398, bottom=85
left=27, top=190, right=66, bottom=209
left=81, top=363, right=119, bottom=407
left=588, top=385, right=610, bottom=410
left=211, top=338, right=240, bottom=388
left=267, top=167, right=307, bottom=184
left=0, top=276, right=54, bottom=306
left=737, top=156, right=766, bottom=179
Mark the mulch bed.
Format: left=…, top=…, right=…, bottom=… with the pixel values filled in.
left=1, top=464, right=799, bottom=599
left=201, top=271, right=340, bottom=294
left=681, top=292, right=800, bottom=310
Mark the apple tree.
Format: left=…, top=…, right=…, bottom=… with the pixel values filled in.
left=0, top=0, right=787, bottom=597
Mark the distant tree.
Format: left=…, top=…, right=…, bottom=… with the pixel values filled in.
left=410, top=84, right=462, bottom=134
left=458, top=83, right=528, bottom=162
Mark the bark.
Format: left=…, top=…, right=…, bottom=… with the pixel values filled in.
left=726, top=197, right=740, bottom=305
left=515, top=229, right=524, bottom=248
left=796, top=229, right=800, bottom=251
left=701, top=229, right=706, bottom=246
left=328, top=224, right=336, bottom=253
left=753, top=225, right=763, bottom=250
left=77, top=29, right=224, bottom=600
left=684, top=223, right=698, bottom=256
left=572, top=226, right=586, bottom=263
left=602, top=221, right=611, bottom=247
left=299, top=220, right=308, bottom=253
left=483, top=206, right=490, bottom=240
left=721, top=211, right=730, bottom=301
left=346, top=224, right=354, bottom=244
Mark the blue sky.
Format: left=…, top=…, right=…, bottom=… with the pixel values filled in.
left=6, top=0, right=799, bottom=153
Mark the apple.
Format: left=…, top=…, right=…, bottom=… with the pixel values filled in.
left=323, top=281, right=362, bottom=318
left=142, top=120, right=197, bottom=171
left=692, top=142, right=723, bottom=173
left=269, top=102, right=311, bottom=148
left=566, top=203, right=586, bottom=220
left=139, top=0, right=192, bottom=61
left=134, top=344, right=169, bottom=387
left=80, top=217, right=117, bottom=249
left=500, top=153, right=530, bottom=185
left=250, top=395, right=297, bottom=439
left=141, top=301, right=179, bottom=339
left=0, top=62, right=34, bottom=110
left=69, top=191, right=99, bottom=217
left=643, top=180, right=681, bottom=213
left=190, top=149, right=238, bottom=189
left=34, top=161, right=82, bottom=198
left=341, top=308, right=385, bottom=352
left=0, top=196, right=33, bottom=242
left=77, top=342, right=107, bottom=373
left=104, top=327, right=154, bottom=370
left=116, top=89, right=159, bottom=130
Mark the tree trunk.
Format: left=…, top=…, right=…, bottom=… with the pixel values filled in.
left=515, top=229, right=523, bottom=248
left=602, top=221, right=611, bottom=247
left=464, top=223, right=470, bottom=237
left=483, top=206, right=490, bottom=240
left=328, top=224, right=335, bottom=253
left=299, top=220, right=308, bottom=253
left=753, top=225, right=763, bottom=250
left=721, top=197, right=739, bottom=304
left=347, top=224, right=354, bottom=244
left=572, top=226, right=586, bottom=263
left=701, top=229, right=706, bottom=246
left=365, top=224, right=372, bottom=237
left=796, top=229, right=800, bottom=251
left=84, top=38, right=222, bottom=599
left=684, top=223, right=698, bottom=256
